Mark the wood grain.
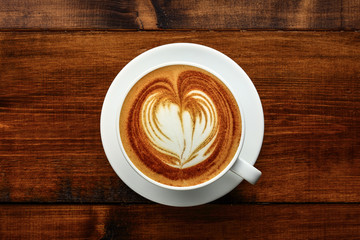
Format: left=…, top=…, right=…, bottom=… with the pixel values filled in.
left=0, top=204, right=359, bottom=239
left=149, top=0, right=359, bottom=30
left=1, top=31, right=359, bottom=203
left=0, top=0, right=138, bottom=29
left=0, top=0, right=359, bottom=30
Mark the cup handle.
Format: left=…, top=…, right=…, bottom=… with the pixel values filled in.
left=230, top=158, right=262, bottom=185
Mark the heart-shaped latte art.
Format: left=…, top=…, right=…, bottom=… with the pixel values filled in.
left=141, top=89, right=219, bottom=169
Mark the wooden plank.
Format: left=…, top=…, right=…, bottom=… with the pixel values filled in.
left=0, top=0, right=359, bottom=30
left=0, top=204, right=359, bottom=239
left=0, top=32, right=359, bottom=203
left=0, top=0, right=139, bottom=29
left=149, top=0, right=352, bottom=30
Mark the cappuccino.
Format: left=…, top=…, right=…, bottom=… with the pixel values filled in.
left=120, top=65, right=242, bottom=187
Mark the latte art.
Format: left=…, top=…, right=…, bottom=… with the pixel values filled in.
left=120, top=65, right=242, bottom=187
left=141, top=89, right=219, bottom=169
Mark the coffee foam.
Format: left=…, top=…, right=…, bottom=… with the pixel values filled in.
left=142, top=89, right=218, bottom=169
left=120, top=65, right=241, bottom=187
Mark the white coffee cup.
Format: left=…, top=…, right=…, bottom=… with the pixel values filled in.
left=117, top=61, right=261, bottom=191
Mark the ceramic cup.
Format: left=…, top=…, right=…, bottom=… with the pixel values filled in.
left=116, top=60, right=261, bottom=191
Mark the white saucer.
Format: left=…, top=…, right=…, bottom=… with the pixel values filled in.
left=100, top=43, right=264, bottom=207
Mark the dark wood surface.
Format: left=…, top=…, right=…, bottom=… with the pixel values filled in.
left=0, top=0, right=359, bottom=30
left=0, top=0, right=359, bottom=239
left=1, top=204, right=359, bottom=239
left=1, top=32, right=360, bottom=204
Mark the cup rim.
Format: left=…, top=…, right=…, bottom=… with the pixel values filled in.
left=116, top=61, right=246, bottom=191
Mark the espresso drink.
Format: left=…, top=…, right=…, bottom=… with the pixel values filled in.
left=120, top=65, right=242, bottom=187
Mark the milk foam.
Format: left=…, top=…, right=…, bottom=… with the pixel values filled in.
left=141, top=90, right=218, bottom=168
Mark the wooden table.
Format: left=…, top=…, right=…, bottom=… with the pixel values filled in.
left=1, top=1, right=359, bottom=239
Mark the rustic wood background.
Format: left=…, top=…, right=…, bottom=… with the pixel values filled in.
left=0, top=0, right=359, bottom=239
